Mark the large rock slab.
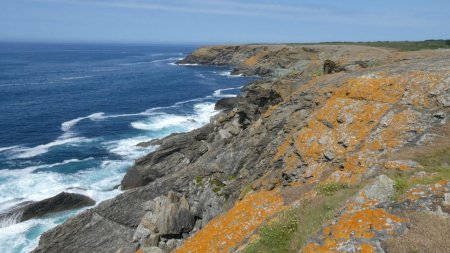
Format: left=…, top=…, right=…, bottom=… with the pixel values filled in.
left=21, top=192, right=95, bottom=222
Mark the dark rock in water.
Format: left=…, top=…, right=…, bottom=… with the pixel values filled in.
left=21, top=192, right=95, bottom=222
left=136, top=139, right=163, bottom=148
left=0, top=201, right=33, bottom=228
left=0, top=192, right=95, bottom=228
left=215, top=97, right=238, bottom=111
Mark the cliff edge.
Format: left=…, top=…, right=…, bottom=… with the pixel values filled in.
left=33, top=44, right=450, bottom=253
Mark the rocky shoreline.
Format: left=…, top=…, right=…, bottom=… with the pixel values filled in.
left=33, top=44, right=450, bottom=253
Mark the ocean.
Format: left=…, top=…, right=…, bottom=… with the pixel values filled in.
left=0, top=42, right=254, bottom=253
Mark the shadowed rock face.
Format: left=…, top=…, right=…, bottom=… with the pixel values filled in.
left=33, top=45, right=450, bottom=253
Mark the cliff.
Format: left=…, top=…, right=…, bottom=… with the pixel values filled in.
left=33, top=44, right=450, bottom=253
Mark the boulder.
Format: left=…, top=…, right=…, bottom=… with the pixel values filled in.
left=21, top=192, right=95, bottom=222
left=214, top=97, right=238, bottom=111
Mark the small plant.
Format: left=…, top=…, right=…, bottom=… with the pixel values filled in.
left=211, top=178, right=226, bottom=187
left=239, top=184, right=253, bottom=199
left=391, top=177, right=408, bottom=200
left=317, top=183, right=349, bottom=196
left=244, top=186, right=358, bottom=253
left=195, top=176, right=204, bottom=186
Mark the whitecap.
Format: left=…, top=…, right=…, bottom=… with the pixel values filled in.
left=61, top=76, right=93, bottom=81
left=60, top=112, right=105, bottom=133
left=217, top=71, right=243, bottom=77
left=152, top=57, right=183, bottom=64
left=0, top=145, right=20, bottom=153
left=213, top=87, right=242, bottom=98
left=175, top=63, right=199, bottom=66
left=131, top=102, right=218, bottom=134
left=104, top=136, right=158, bottom=160
left=9, top=137, right=90, bottom=159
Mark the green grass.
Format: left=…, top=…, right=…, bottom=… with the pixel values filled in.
left=239, top=184, right=254, bottom=200
left=287, top=40, right=450, bottom=51
left=316, top=183, right=349, bottom=196
left=195, top=175, right=204, bottom=186
left=243, top=186, right=358, bottom=253
left=389, top=147, right=450, bottom=200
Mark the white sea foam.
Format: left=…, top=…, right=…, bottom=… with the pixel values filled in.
left=61, top=76, right=93, bottom=81
left=0, top=145, right=20, bottom=153
left=131, top=102, right=217, bottom=134
left=61, top=112, right=105, bottom=133
left=9, top=137, right=90, bottom=159
left=104, top=136, right=157, bottom=159
left=176, top=63, right=199, bottom=66
left=212, top=87, right=242, bottom=98
left=0, top=158, right=94, bottom=176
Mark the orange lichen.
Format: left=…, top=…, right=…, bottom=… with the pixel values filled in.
left=262, top=103, right=280, bottom=118
left=174, top=190, right=285, bottom=253
left=403, top=180, right=449, bottom=201
left=326, top=209, right=403, bottom=239
left=334, top=74, right=406, bottom=104
left=384, top=161, right=413, bottom=171
left=243, top=50, right=269, bottom=66
left=302, top=209, right=403, bottom=253
left=360, top=244, right=377, bottom=253
left=274, top=138, right=292, bottom=161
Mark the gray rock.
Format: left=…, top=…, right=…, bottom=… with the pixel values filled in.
left=215, top=97, right=238, bottom=111
left=356, top=175, right=394, bottom=204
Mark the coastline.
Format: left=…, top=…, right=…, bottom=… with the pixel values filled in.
left=32, top=44, right=450, bottom=253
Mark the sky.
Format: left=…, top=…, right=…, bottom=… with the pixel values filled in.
left=0, top=0, right=449, bottom=44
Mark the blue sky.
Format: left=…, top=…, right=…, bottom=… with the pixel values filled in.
left=0, top=0, right=449, bottom=43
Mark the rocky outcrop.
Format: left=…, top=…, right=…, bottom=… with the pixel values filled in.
left=214, top=97, right=238, bottom=111
left=33, top=44, right=450, bottom=253
left=21, top=192, right=95, bottom=222
left=0, top=192, right=94, bottom=228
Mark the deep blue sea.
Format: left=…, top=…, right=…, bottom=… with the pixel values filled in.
left=0, top=42, right=253, bottom=252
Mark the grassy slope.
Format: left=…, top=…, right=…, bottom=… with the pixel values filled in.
left=243, top=146, right=450, bottom=253
left=283, top=40, right=450, bottom=51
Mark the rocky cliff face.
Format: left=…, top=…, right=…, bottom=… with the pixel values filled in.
left=33, top=45, right=450, bottom=253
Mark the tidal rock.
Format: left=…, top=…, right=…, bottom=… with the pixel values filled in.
left=0, top=192, right=95, bottom=225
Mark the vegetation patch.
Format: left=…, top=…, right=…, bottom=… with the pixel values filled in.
left=289, top=40, right=450, bottom=51
left=243, top=186, right=357, bottom=253
left=195, top=176, right=204, bottom=186
left=389, top=147, right=450, bottom=200
left=316, top=183, right=349, bottom=196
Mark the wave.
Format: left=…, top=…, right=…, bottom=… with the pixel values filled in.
left=0, top=158, right=95, bottom=176
left=61, top=76, right=93, bottom=81
left=61, top=112, right=105, bottom=133
left=131, top=102, right=217, bottom=134
left=104, top=136, right=158, bottom=160
left=9, top=137, right=90, bottom=159
left=213, top=87, right=242, bottom=98
left=214, top=71, right=243, bottom=77
left=0, top=145, right=20, bottom=153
